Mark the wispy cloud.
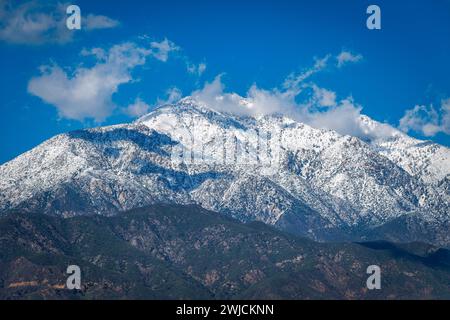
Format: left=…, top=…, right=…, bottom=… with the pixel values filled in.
left=84, top=13, right=120, bottom=31
left=124, top=98, right=151, bottom=117
left=157, top=87, right=182, bottom=106
left=28, top=39, right=179, bottom=121
left=399, top=99, right=450, bottom=136
left=282, top=54, right=330, bottom=93
left=187, top=62, right=207, bottom=76
left=336, top=50, right=363, bottom=68
left=140, top=34, right=206, bottom=78
left=0, top=1, right=119, bottom=45
left=150, top=38, right=179, bottom=62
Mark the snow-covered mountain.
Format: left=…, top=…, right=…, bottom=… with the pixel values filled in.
left=1, top=97, right=449, bottom=246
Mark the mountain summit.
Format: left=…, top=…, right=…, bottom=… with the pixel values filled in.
left=1, top=97, right=449, bottom=246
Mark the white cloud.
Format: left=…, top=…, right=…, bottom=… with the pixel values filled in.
left=283, top=54, right=330, bottom=93
left=187, top=62, right=206, bottom=76
left=302, top=97, right=364, bottom=136
left=150, top=38, right=179, bottom=62
left=125, top=98, right=150, bottom=117
left=443, top=99, right=450, bottom=132
left=191, top=75, right=290, bottom=117
left=84, top=14, right=120, bottom=30
left=399, top=99, right=450, bottom=137
left=158, top=87, right=182, bottom=105
left=311, top=84, right=337, bottom=107
left=198, top=63, right=207, bottom=75
left=28, top=41, right=167, bottom=121
left=125, top=87, right=182, bottom=118
left=336, top=50, right=363, bottom=68
left=0, top=1, right=119, bottom=45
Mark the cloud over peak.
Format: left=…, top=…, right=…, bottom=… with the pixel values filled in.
left=189, top=51, right=399, bottom=141
left=125, top=87, right=182, bottom=118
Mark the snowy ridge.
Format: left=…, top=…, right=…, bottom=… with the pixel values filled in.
left=0, top=97, right=449, bottom=245
left=359, top=114, right=450, bottom=185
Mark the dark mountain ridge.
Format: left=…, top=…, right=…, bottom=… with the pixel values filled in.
left=1, top=204, right=449, bottom=299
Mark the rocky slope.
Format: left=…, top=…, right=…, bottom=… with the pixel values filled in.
left=1, top=205, right=449, bottom=299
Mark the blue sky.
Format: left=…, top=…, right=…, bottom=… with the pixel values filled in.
left=1, top=0, right=449, bottom=164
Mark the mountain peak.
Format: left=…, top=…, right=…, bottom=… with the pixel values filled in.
left=0, top=96, right=449, bottom=246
